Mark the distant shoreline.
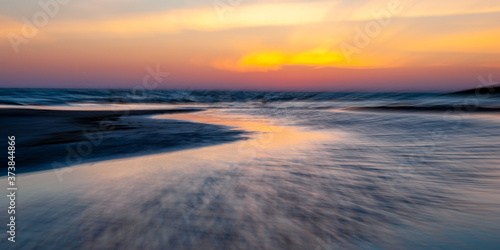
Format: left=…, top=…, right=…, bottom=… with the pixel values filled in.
left=448, top=85, right=500, bottom=96
left=351, top=105, right=500, bottom=113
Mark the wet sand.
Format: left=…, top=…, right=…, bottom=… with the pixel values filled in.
left=1, top=108, right=500, bottom=249
left=0, top=106, right=245, bottom=175
left=0, top=110, right=344, bottom=249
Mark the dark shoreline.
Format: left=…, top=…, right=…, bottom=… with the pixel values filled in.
left=449, top=85, right=500, bottom=96
left=0, top=107, right=246, bottom=176
left=350, top=105, right=500, bottom=113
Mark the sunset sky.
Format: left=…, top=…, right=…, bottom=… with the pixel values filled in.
left=1, top=0, right=499, bottom=91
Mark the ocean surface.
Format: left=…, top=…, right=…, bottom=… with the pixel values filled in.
left=1, top=88, right=500, bottom=107
left=0, top=89, right=499, bottom=249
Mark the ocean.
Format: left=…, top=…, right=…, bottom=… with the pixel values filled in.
left=0, top=88, right=499, bottom=249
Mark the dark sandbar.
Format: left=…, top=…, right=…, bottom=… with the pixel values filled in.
left=1, top=107, right=246, bottom=175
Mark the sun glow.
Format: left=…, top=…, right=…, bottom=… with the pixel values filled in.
left=212, top=48, right=347, bottom=72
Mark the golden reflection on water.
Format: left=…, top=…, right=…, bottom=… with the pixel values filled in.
left=155, top=110, right=341, bottom=154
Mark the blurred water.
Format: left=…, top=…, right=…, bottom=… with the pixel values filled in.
left=1, top=90, right=500, bottom=249
left=1, top=88, right=499, bottom=108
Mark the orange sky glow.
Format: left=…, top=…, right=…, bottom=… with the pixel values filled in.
left=1, top=0, right=499, bottom=91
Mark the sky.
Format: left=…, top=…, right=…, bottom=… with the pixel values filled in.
left=1, top=0, right=499, bottom=91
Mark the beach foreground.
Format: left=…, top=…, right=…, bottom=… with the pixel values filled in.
left=1, top=101, right=500, bottom=249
